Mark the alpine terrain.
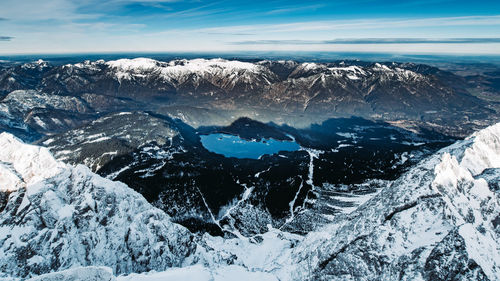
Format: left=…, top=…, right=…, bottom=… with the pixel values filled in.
left=0, top=57, right=499, bottom=281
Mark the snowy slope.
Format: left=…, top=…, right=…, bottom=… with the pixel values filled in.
left=106, top=58, right=277, bottom=91
left=290, top=123, right=500, bottom=280
left=0, top=133, right=195, bottom=279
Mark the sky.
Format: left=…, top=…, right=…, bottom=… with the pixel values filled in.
left=0, top=0, right=500, bottom=55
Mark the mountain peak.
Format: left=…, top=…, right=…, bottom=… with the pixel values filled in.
left=0, top=132, right=65, bottom=192
left=0, top=132, right=195, bottom=279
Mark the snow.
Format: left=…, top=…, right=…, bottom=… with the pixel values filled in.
left=0, top=133, right=195, bottom=279
left=201, top=228, right=300, bottom=276
left=288, top=121, right=500, bottom=280
left=106, top=58, right=159, bottom=71
left=459, top=223, right=500, bottom=279
left=328, top=65, right=366, bottom=79
left=217, top=182, right=253, bottom=225
left=460, top=122, right=500, bottom=175
left=42, top=138, right=55, bottom=145
left=0, top=164, right=23, bottom=192
left=336, top=132, right=357, bottom=138
left=32, top=116, right=47, bottom=129
left=1, top=118, right=500, bottom=281
left=299, top=62, right=324, bottom=71
left=118, top=265, right=210, bottom=281
left=106, top=165, right=131, bottom=180
left=328, top=189, right=382, bottom=214
left=84, top=136, right=111, bottom=144
left=0, top=132, right=65, bottom=191
left=117, top=264, right=278, bottom=281
left=26, top=266, right=115, bottom=281
left=106, top=58, right=266, bottom=83
left=2, top=90, right=88, bottom=114
left=429, top=123, right=500, bottom=280
left=285, top=179, right=304, bottom=223
left=402, top=141, right=425, bottom=146
left=337, top=143, right=353, bottom=149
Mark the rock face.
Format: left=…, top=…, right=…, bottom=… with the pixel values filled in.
left=290, top=123, right=500, bottom=281
left=0, top=132, right=196, bottom=279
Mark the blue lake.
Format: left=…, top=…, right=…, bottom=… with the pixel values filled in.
left=200, top=133, right=300, bottom=159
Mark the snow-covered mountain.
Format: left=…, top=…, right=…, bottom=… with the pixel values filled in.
left=0, top=58, right=495, bottom=138
left=0, top=132, right=195, bottom=279
left=288, top=122, right=500, bottom=280
left=0, top=121, right=498, bottom=280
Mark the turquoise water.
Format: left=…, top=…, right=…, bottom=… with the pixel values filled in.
left=200, top=133, right=300, bottom=159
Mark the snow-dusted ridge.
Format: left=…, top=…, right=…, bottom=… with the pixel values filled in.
left=105, top=58, right=270, bottom=84
left=0, top=133, right=195, bottom=279
left=106, top=58, right=262, bottom=73
left=0, top=132, right=65, bottom=191
left=291, top=123, right=500, bottom=280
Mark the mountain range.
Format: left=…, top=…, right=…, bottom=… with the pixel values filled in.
left=1, top=58, right=498, bottom=140
left=0, top=57, right=499, bottom=280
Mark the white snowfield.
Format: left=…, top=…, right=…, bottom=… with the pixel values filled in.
left=1, top=122, right=500, bottom=281
left=0, top=132, right=65, bottom=192
left=105, top=58, right=274, bottom=86
left=103, top=57, right=425, bottom=85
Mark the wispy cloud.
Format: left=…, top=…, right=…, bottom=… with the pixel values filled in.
left=265, top=4, right=325, bottom=15
left=206, top=32, right=255, bottom=36
left=233, top=38, right=500, bottom=45
left=200, top=15, right=500, bottom=34
left=1, top=0, right=499, bottom=55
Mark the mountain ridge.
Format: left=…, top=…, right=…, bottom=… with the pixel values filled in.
left=1, top=58, right=496, bottom=139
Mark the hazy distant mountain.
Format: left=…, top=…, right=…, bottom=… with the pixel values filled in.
left=1, top=58, right=497, bottom=139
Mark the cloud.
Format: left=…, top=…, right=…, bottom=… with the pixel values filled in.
left=0, top=36, right=14, bottom=41
left=200, top=15, right=500, bottom=34
left=206, top=32, right=255, bottom=36
left=232, top=38, right=500, bottom=45
left=264, top=4, right=325, bottom=15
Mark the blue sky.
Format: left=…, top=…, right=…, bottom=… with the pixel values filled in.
left=0, top=0, right=499, bottom=55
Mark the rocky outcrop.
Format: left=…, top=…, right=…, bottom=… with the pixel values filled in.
left=0, top=133, right=196, bottom=279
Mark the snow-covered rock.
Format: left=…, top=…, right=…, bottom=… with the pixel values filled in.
left=1, top=90, right=91, bottom=115
left=44, top=112, right=180, bottom=171
left=105, top=58, right=277, bottom=91
left=291, top=123, right=500, bottom=280
left=118, top=264, right=278, bottom=281
left=0, top=133, right=196, bottom=279
left=26, top=266, right=115, bottom=281
left=0, top=132, right=65, bottom=191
